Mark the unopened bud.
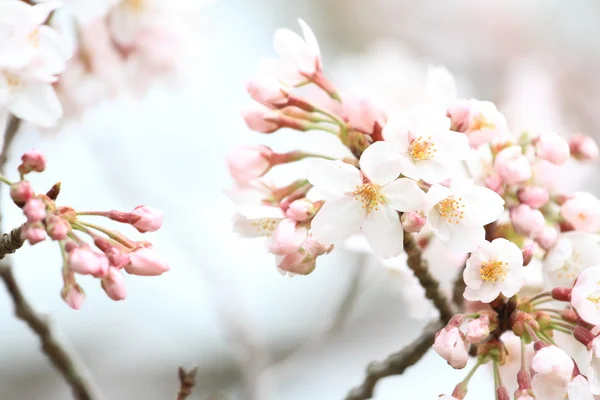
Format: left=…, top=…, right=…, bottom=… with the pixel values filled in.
left=286, top=198, right=317, bottom=222
left=535, top=132, right=570, bottom=165
left=21, top=223, right=46, bottom=245
left=46, top=214, right=70, bottom=240
left=23, top=198, right=46, bottom=223
left=10, top=181, right=34, bottom=206
left=45, top=182, right=61, bottom=200
left=61, top=283, right=85, bottom=310
left=245, top=77, right=289, bottom=109
left=101, top=267, right=127, bottom=301
left=534, top=311, right=552, bottom=330
left=401, top=211, right=427, bottom=233
left=466, top=315, right=490, bottom=344
left=521, top=243, right=533, bottom=266
left=551, top=287, right=572, bottom=302
left=569, top=134, right=599, bottom=162
left=517, top=186, right=550, bottom=209
left=573, top=326, right=596, bottom=348
left=496, top=386, right=510, bottom=400
left=535, top=226, right=558, bottom=250
left=18, top=149, right=46, bottom=175
left=125, top=246, right=170, bottom=276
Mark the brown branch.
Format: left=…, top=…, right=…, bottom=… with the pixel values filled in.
left=452, top=265, right=466, bottom=310
left=403, top=232, right=457, bottom=323
left=177, top=367, right=199, bottom=400
left=344, top=320, right=444, bottom=400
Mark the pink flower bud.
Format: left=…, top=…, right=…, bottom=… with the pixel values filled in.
left=494, top=146, right=531, bottom=185
left=535, top=226, right=558, bottom=250
left=535, top=132, right=570, bottom=165
left=46, top=214, right=70, bottom=240
left=401, top=211, right=427, bottom=233
left=93, top=237, right=130, bottom=268
left=510, top=204, right=546, bottom=238
left=517, top=186, right=550, bottom=209
left=276, top=236, right=331, bottom=276
left=226, top=145, right=273, bottom=182
left=68, top=247, right=109, bottom=277
left=130, top=205, right=163, bottom=233
left=447, top=100, right=471, bottom=132
left=342, top=93, right=386, bottom=135
left=21, top=223, right=46, bottom=245
left=245, top=77, right=289, bottom=109
left=484, top=173, right=504, bottom=196
left=285, top=199, right=316, bottom=221
left=515, top=391, right=534, bottom=400
left=268, top=218, right=307, bottom=255
left=23, top=198, right=46, bottom=223
left=18, top=149, right=47, bottom=175
left=569, top=134, right=599, bottom=162
left=495, top=387, right=510, bottom=400
left=521, top=243, right=534, bottom=266
left=10, top=181, right=34, bottom=205
left=433, top=326, right=469, bottom=369
left=531, top=346, right=574, bottom=385
left=466, top=315, right=490, bottom=344
left=101, top=267, right=127, bottom=301
left=125, top=246, right=170, bottom=276
left=561, top=192, right=600, bottom=233
left=61, top=284, right=85, bottom=310
left=242, top=105, right=280, bottom=133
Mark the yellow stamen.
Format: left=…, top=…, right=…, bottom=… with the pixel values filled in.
left=28, top=28, right=40, bottom=48
left=435, top=196, right=465, bottom=225
left=470, top=113, right=496, bottom=132
left=408, top=136, right=436, bottom=161
left=124, top=0, right=145, bottom=12
left=250, top=218, right=278, bottom=237
left=354, top=183, right=383, bottom=214
left=480, top=260, right=507, bottom=282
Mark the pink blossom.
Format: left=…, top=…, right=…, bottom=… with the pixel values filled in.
left=518, top=186, right=550, bottom=209
left=276, top=236, right=331, bottom=276
left=46, top=214, right=70, bottom=240
left=242, top=105, right=281, bottom=133
left=536, top=226, right=559, bottom=250
left=18, top=149, right=47, bottom=174
left=23, top=198, right=46, bottom=223
left=510, top=204, right=546, bottom=238
left=432, top=326, right=469, bottom=369
left=130, top=205, right=163, bottom=233
left=484, top=173, right=504, bottom=196
left=101, top=267, right=127, bottom=301
left=268, top=218, right=307, bottom=255
left=535, top=132, right=570, bottom=165
left=569, top=134, right=599, bottom=162
left=68, top=247, right=109, bottom=277
left=285, top=199, right=317, bottom=222
left=342, top=92, right=386, bottom=135
left=561, top=192, right=600, bottom=233
left=21, top=224, right=46, bottom=245
left=448, top=99, right=509, bottom=148
left=466, top=315, right=490, bottom=344
left=10, top=181, right=34, bottom=205
left=246, top=77, right=289, bottom=109
left=61, top=284, right=85, bottom=310
left=125, top=246, right=170, bottom=276
left=226, top=145, right=273, bottom=182
left=401, top=211, right=427, bottom=233
left=494, top=146, right=531, bottom=185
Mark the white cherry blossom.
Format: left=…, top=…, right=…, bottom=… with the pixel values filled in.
left=587, top=336, right=600, bottom=395
left=383, top=106, right=470, bottom=184
left=561, top=192, right=600, bottom=233
left=568, top=375, right=594, bottom=400
left=571, top=265, right=600, bottom=325
left=307, top=142, right=425, bottom=258
left=463, top=239, right=525, bottom=303
left=423, top=180, right=505, bottom=253
left=544, top=232, right=600, bottom=288
left=531, top=346, right=574, bottom=400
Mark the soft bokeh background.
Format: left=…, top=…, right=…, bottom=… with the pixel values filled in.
left=1, top=0, right=599, bottom=399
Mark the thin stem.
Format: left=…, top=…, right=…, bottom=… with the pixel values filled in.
left=538, top=330, right=556, bottom=345
left=534, top=307, right=562, bottom=315
left=306, top=124, right=340, bottom=135
left=75, top=221, right=134, bottom=248
left=550, top=323, right=575, bottom=333
left=528, top=291, right=551, bottom=303
left=531, top=298, right=554, bottom=307
left=493, top=360, right=500, bottom=400
left=462, top=357, right=485, bottom=386
left=75, top=212, right=107, bottom=217
left=0, top=175, right=12, bottom=185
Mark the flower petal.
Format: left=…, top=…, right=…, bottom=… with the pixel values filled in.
left=298, top=19, right=320, bottom=60
left=359, top=141, right=403, bottom=185
left=446, top=224, right=486, bottom=254
left=381, top=178, right=425, bottom=211
left=462, top=185, right=505, bottom=225
left=307, top=159, right=362, bottom=195
left=414, top=159, right=450, bottom=184
left=361, top=205, right=404, bottom=258
left=427, top=208, right=450, bottom=240
left=382, top=115, right=410, bottom=151
left=10, top=82, right=62, bottom=127
left=424, top=184, right=451, bottom=210
left=310, top=196, right=364, bottom=244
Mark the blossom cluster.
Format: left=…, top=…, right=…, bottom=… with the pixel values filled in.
left=226, top=18, right=600, bottom=398
left=9, top=149, right=168, bottom=309
left=0, top=0, right=211, bottom=127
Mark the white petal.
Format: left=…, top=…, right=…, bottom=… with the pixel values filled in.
left=307, top=159, right=362, bottom=195
left=298, top=19, right=320, bottom=60
left=434, top=130, right=471, bottom=161
left=10, top=82, right=62, bottom=127
left=415, top=159, right=450, bottom=184
left=310, top=196, right=365, bottom=244
left=427, top=208, right=450, bottom=240
left=381, top=178, right=425, bottom=211
left=359, top=141, right=403, bottom=185
left=382, top=115, right=410, bottom=151
left=463, top=185, right=505, bottom=225
left=463, top=255, right=483, bottom=289
left=398, top=155, right=420, bottom=181
left=362, top=205, right=404, bottom=258
left=424, top=184, right=451, bottom=210
left=273, top=28, right=312, bottom=72
left=446, top=224, right=486, bottom=254
left=500, top=272, right=525, bottom=298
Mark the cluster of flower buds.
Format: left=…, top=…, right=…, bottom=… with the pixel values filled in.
left=8, top=149, right=168, bottom=310
left=228, top=18, right=600, bottom=398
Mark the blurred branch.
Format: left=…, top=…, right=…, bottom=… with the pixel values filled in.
left=177, top=366, right=198, bottom=400
left=0, top=116, right=100, bottom=400
left=452, top=265, right=466, bottom=309
left=344, top=320, right=443, bottom=400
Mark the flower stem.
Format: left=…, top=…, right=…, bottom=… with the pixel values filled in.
left=538, top=330, right=556, bottom=345
left=531, top=297, right=554, bottom=307
left=528, top=291, right=551, bottom=303
left=75, top=221, right=134, bottom=248
left=492, top=360, right=500, bottom=400
left=534, top=307, right=562, bottom=315
left=463, top=357, right=485, bottom=386
left=0, top=175, right=12, bottom=185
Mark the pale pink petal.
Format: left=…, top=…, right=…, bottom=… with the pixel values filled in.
left=307, top=159, right=362, bottom=195
left=446, top=224, right=485, bottom=254
left=359, top=141, right=403, bottom=185
left=310, top=196, right=364, bottom=244
left=11, top=82, right=62, bottom=127
left=361, top=205, right=404, bottom=258
left=380, top=178, right=425, bottom=211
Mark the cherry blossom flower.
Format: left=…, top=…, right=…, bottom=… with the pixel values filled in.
left=587, top=336, right=600, bottom=395
left=268, top=218, right=308, bottom=256
left=432, top=326, right=469, bottom=369
left=494, top=146, right=531, bottom=186
left=382, top=107, right=470, bottom=184
left=569, top=134, right=599, bottom=162
left=423, top=180, right=504, bottom=253
left=510, top=204, right=545, bottom=238
left=448, top=99, right=509, bottom=148
left=531, top=346, right=574, bottom=400
left=275, top=236, right=331, bottom=276
left=233, top=205, right=285, bottom=238
left=130, top=205, right=163, bottom=233
left=466, top=315, right=490, bottom=343
left=125, top=246, right=170, bottom=276
left=535, top=132, right=570, bottom=165
left=544, top=232, right=600, bottom=288
left=463, top=239, right=525, bottom=303
left=561, top=192, right=600, bottom=233
left=260, top=19, right=321, bottom=85
left=227, top=145, right=274, bottom=182
left=307, top=142, right=425, bottom=258
left=571, top=265, right=600, bottom=325
left=568, top=375, right=595, bottom=400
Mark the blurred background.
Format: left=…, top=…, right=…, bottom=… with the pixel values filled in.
left=1, top=0, right=599, bottom=399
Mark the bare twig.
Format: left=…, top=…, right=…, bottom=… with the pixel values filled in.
left=344, top=320, right=444, bottom=400
left=177, top=366, right=199, bottom=400
left=403, top=233, right=457, bottom=323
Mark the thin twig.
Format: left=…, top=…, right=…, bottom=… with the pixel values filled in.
left=344, top=320, right=444, bottom=400
left=177, top=366, right=199, bottom=400
left=452, top=263, right=466, bottom=309
left=0, top=115, right=21, bottom=172
left=403, top=233, right=457, bottom=323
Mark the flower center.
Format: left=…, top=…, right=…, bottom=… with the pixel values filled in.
left=408, top=136, right=436, bottom=161
left=28, top=28, right=40, bottom=48
left=435, top=196, right=465, bottom=224
left=124, top=0, right=145, bottom=12
left=470, top=113, right=496, bottom=132
left=354, top=183, right=383, bottom=214
left=587, top=282, right=600, bottom=305
left=556, top=251, right=582, bottom=282
left=251, top=218, right=279, bottom=237
left=3, top=72, right=20, bottom=90
left=480, top=260, right=507, bottom=282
